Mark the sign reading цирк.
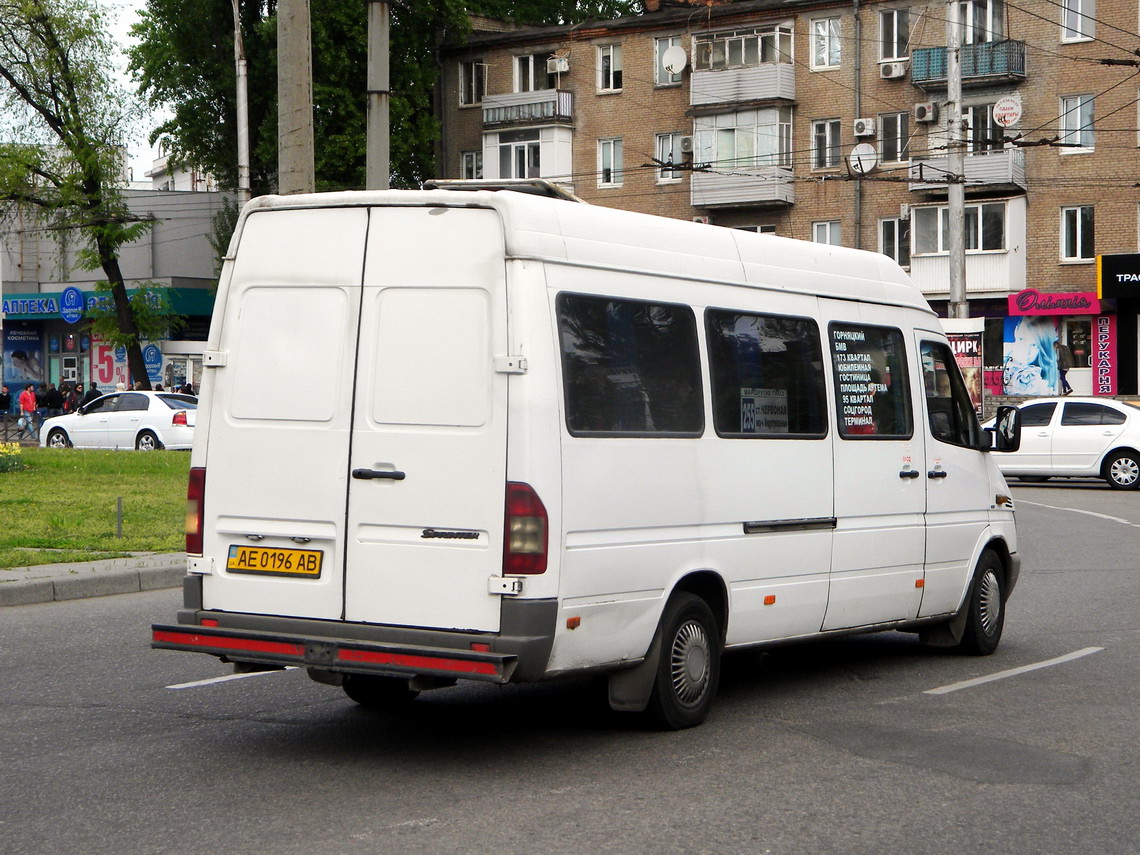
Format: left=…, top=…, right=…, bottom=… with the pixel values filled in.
left=1097, top=253, right=1140, bottom=299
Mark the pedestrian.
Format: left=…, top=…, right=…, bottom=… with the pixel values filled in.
left=44, top=382, right=64, bottom=417
left=154, top=383, right=164, bottom=392
left=64, top=383, right=81, bottom=413
left=18, top=384, right=38, bottom=441
left=0, top=385, right=11, bottom=415
left=1055, top=340, right=1075, bottom=395
left=80, top=384, right=101, bottom=408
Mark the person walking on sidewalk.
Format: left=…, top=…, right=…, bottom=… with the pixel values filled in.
left=17, top=384, right=38, bottom=441
left=1055, top=340, right=1075, bottom=395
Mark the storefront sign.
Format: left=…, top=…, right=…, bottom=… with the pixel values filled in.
left=1094, top=314, right=1117, bottom=396
left=1097, top=253, right=1140, bottom=299
left=60, top=286, right=84, bottom=324
left=1008, top=289, right=1099, bottom=316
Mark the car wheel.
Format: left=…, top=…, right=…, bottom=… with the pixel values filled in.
left=46, top=428, right=71, bottom=449
left=1103, top=450, right=1140, bottom=490
left=952, top=550, right=1006, bottom=656
left=1017, top=476, right=1051, bottom=483
left=342, top=674, right=419, bottom=709
left=645, top=592, right=721, bottom=730
left=135, top=430, right=163, bottom=451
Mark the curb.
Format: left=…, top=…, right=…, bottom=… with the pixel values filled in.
left=0, top=554, right=186, bottom=607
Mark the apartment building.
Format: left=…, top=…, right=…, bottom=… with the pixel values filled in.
left=437, top=0, right=1140, bottom=400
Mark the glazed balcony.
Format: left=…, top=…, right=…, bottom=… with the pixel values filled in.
left=691, top=166, right=795, bottom=208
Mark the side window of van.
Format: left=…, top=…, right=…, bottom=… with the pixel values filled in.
left=557, top=293, right=703, bottom=436
left=706, top=310, right=827, bottom=437
left=828, top=323, right=913, bottom=439
left=920, top=341, right=983, bottom=448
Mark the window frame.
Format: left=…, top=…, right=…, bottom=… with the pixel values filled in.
left=461, top=150, right=483, bottom=180
left=597, top=44, right=623, bottom=92
left=961, top=0, right=1005, bottom=44
left=598, top=137, right=624, bottom=187
left=812, top=118, right=842, bottom=169
left=515, top=52, right=553, bottom=93
left=655, top=35, right=683, bottom=85
left=459, top=60, right=486, bottom=106
left=813, top=220, right=841, bottom=245
left=694, top=108, right=794, bottom=169
left=880, top=217, right=911, bottom=267
left=810, top=17, right=841, bottom=70
left=880, top=8, right=910, bottom=61
left=692, top=25, right=794, bottom=71
left=1061, top=0, right=1095, bottom=42
left=1060, top=94, right=1095, bottom=152
left=1060, top=205, right=1095, bottom=262
left=879, top=111, right=910, bottom=162
left=912, top=201, right=1007, bottom=255
left=655, top=132, right=684, bottom=182
left=497, top=129, right=541, bottom=179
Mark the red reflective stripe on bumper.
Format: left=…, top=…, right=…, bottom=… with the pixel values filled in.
left=338, top=647, right=498, bottom=676
left=153, top=629, right=304, bottom=657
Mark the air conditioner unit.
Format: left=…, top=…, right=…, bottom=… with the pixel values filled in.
left=679, top=135, right=694, bottom=154
left=693, top=215, right=710, bottom=224
left=546, top=56, right=569, bottom=74
left=914, top=101, right=939, bottom=123
left=853, top=118, right=876, bottom=137
left=880, top=61, right=908, bottom=80
left=899, top=203, right=911, bottom=221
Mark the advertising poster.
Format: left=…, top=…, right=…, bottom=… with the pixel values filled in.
left=3, top=324, right=45, bottom=386
left=1003, top=315, right=1058, bottom=396
left=941, top=319, right=985, bottom=417
left=89, top=334, right=130, bottom=392
left=1094, top=314, right=1117, bottom=396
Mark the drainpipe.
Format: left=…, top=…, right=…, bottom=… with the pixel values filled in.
left=853, top=0, right=862, bottom=250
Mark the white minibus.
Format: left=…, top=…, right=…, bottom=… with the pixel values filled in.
left=153, top=182, right=1022, bottom=729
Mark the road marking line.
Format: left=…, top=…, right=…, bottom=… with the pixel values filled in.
left=167, top=666, right=298, bottom=690
left=1017, top=499, right=1138, bottom=527
left=924, top=647, right=1104, bottom=695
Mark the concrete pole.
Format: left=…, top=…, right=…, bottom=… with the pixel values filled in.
left=946, top=0, right=968, bottom=319
left=231, top=0, right=251, bottom=206
left=366, top=0, right=391, bottom=190
left=278, top=0, right=315, bottom=195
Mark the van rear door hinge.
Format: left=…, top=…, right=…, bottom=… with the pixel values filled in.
left=203, top=350, right=228, bottom=368
left=494, top=356, right=528, bottom=374
left=489, top=576, right=524, bottom=596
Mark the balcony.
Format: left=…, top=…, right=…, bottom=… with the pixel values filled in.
left=691, top=167, right=795, bottom=208
left=911, top=40, right=1026, bottom=87
left=908, top=149, right=1026, bottom=194
left=690, top=64, right=795, bottom=108
left=482, top=90, right=573, bottom=128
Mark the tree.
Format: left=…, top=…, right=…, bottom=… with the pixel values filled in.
left=0, top=0, right=156, bottom=388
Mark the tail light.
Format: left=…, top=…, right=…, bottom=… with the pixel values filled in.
left=186, top=467, right=205, bottom=555
left=504, top=482, right=548, bottom=575
left=172, top=410, right=188, bottom=426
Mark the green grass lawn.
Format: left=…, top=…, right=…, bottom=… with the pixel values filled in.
left=0, top=445, right=188, bottom=569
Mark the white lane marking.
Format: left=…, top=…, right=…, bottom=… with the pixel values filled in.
left=925, top=647, right=1104, bottom=695
left=1017, top=499, right=1139, bottom=527
left=167, top=666, right=298, bottom=690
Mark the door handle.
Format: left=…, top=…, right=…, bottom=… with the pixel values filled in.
left=352, top=468, right=406, bottom=481
left=928, top=470, right=949, bottom=479
left=899, top=469, right=921, bottom=479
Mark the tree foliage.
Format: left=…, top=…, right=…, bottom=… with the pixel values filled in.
left=0, top=0, right=158, bottom=387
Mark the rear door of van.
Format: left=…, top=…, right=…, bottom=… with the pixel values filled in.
left=201, top=204, right=508, bottom=633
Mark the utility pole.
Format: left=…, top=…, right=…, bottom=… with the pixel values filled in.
left=231, top=0, right=251, bottom=206
left=278, top=0, right=315, bottom=194
left=946, top=0, right=968, bottom=318
left=366, top=0, right=391, bottom=190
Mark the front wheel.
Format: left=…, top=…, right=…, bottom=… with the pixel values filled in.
left=953, top=550, right=1006, bottom=656
left=46, top=429, right=71, bottom=449
left=135, top=430, right=163, bottom=451
left=1103, top=451, right=1140, bottom=490
left=645, top=592, right=721, bottom=730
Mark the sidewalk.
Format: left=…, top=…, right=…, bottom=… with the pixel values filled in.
left=0, top=552, right=186, bottom=607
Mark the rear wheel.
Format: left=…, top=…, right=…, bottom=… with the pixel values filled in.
left=135, top=430, right=163, bottom=451
left=1103, top=451, right=1140, bottom=490
left=646, top=592, right=721, bottom=730
left=953, top=550, right=1006, bottom=656
left=342, top=674, right=419, bottom=709
left=46, top=429, right=71, bottom=449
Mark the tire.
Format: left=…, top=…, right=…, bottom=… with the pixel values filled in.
left=342, top=674, right=419, bottom=709
left=646, top=592, right=721, bottom=730
left=1103, top=450, right=1140, bottom=490
left=1017, top=476, right=1051, bottom=483
left=953, top=550, right=1006, bottom=656
left=135, top=430, right=163, bottom=451
left=46, top=429, right=71, bottom=449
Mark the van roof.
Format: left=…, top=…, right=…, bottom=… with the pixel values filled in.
left=241, top=189, right=934, bottom=314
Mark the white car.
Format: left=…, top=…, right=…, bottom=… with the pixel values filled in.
left=40, top=391, right=197, bottom=450
left=987, top=397, right=1140, bottom=489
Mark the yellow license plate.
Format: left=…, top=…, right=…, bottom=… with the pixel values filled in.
left=226, top=545, right=323, bottom=577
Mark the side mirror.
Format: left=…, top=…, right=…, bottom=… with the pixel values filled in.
left=988, top=405, right=1021, bottom=452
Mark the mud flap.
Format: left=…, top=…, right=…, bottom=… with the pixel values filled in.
left=607, top=630, right=663, bottom=712
left=919, top=603, right=969, bottom=647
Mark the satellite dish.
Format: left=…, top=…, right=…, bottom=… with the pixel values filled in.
left=662, top=45, right=688, bottom=75
left=849, top=143, right=878, bottom=174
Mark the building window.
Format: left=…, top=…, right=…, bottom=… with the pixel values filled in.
left=965, top=103, right=1003, bottom=153
left=813, top=220, right=841, bottom=245
left=694, top=108, right=793, bottom=169
left=693, top=25, right=793, bottom=70
left=515, top=52, right=553, bottom=93
left=599, top=138, right=623, bottom=186
left=879, top=112, right=910, bottom=162
left=812, top=119, right=841, bottom=168
left=810, top=18, right=841, bottom=69
left=1060, top=95, right=1094, bottom=151
left=880, top=8, right=910, bottom=60
left=598, top=44, right=622, bottom=92
left=459, top=60, right=485, bottom=106
left=881, top=218, right=911, bottom=266
left=1061, top=0, right=1095, bottom=41
left=656, top=132, right=684, bottom=181
left=461, top=150, right=483, bottom=179
left=498, top=129, right=540, bottom=179
left=655, top=36, right=683, bottom=84
left=1061, top=206, right=1095, bottom=261
left=913, top=202, right=1006, bottom=254
left=961, top=0, right=1004, bottom=44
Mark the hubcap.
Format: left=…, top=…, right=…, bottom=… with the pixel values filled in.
left=670, top=619, right=710, bottom=707
left=978, top=570, right=1002, bottom=637
left=1110, top=457, right=1138, bottom=486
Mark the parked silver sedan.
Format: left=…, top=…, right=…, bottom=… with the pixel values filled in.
left=40, top=391, right=197, bottom=450
left=986, top=397, right=1140, bottom=489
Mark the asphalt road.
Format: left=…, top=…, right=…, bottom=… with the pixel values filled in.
left=1, top=480, right=1136, bottom=855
